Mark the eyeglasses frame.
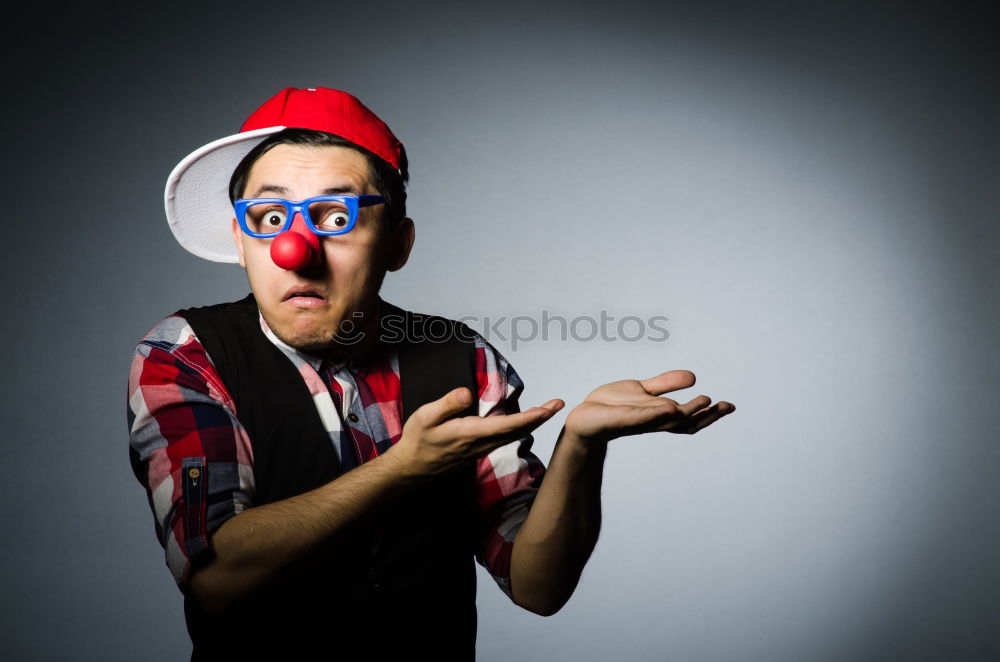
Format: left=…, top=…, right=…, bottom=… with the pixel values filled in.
left=233, top=194, right=386, bottom=238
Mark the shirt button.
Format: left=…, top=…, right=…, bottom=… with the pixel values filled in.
left=347, top=412, right=359, bottom=423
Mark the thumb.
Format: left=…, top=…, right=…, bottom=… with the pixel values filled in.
left=415, top=387, right=474, bottom=427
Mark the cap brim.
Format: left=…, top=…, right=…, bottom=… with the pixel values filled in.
left=164, top=126, right=284, bottom=262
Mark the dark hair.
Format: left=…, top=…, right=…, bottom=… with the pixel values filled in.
left=228, top=128, right=409, bottom=226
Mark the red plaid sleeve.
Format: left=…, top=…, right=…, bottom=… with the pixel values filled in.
left=471, top=334, right=547, bottom=599
left=127, top=314, right=255, bottom=592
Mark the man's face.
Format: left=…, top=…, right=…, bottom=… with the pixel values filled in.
left=231, top=143, right=413, bottom=353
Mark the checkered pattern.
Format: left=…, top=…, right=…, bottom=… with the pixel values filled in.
left=127, top=299, right=545, bottom=598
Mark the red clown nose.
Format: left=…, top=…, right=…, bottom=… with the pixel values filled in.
left=270, top=212, right=321, bottom=270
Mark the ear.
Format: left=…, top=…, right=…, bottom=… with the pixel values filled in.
left=231, top=217, right=246, bottom=268
left=386, top=217, right=415, bottom=272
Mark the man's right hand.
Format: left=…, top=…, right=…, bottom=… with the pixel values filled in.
left=389, top=387, right=564, bottom=480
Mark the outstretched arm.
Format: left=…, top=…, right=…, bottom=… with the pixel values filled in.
left=509, top=370, right=736, bottom=616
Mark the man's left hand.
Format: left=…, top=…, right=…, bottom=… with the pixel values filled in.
left=564, top=369, right=734, bottom=445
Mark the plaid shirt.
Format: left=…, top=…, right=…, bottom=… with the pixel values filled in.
left=127, top=297, right=545, bottom=599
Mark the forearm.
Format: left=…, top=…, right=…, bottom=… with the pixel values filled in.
left=189, top=449, right=417, bottom=613
left=509, top=427, right=607, bottom=616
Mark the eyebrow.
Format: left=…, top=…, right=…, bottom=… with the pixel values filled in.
left=249, top=184, right=361, bottom=198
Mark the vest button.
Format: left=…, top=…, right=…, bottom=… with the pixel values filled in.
left=347, top=412, right=359, bottom=423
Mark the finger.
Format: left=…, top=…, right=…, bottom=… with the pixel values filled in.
left=415, top=387, right=476, bottom=427
left=484, top=398, right=564, bottom=423
left=446, top=407, right=555, bottom=444
left=639, top=370, right=696, bottom=397
left=675, top=394, right=711, bottom=416
left=536, top=399, right=565, bottom=414
left=671, top=402, right=735, bottom=435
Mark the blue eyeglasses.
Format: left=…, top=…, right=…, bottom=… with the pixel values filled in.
left=234, top=194, right=386, bottom=238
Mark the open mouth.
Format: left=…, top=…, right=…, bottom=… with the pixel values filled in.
left=282, top=287, right=327, bottom=302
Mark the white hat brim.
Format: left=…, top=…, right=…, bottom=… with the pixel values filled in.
left=164, top=126, right=285, bottom=262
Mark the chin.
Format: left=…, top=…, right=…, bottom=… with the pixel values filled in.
left=271, top=320, right=336, bottom=352
left=286, top=333, right=338, bottom=353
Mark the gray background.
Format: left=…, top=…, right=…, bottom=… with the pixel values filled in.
left=3, top=1, right=998, bottom=660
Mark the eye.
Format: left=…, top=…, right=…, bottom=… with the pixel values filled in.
left=261, top=209, right=287, bottom=230
left=319, top=210, right=350, bottom=230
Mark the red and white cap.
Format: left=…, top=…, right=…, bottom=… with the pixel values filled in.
left=164, top=87, right=404, bottom=262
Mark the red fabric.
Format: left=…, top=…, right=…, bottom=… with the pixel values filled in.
left=241, top=87, right=403, bottom=170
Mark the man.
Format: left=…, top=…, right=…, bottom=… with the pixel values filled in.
left=128, top=87, right=735, bottom=660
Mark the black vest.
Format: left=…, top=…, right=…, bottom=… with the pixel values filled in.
left=176, top=294, right=482, bottom=661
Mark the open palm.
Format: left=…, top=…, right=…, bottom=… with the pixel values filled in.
left=565, top=370, right=734, bottom=444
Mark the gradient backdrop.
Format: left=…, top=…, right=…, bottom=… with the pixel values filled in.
left=3, top=2, right=998, bottom=660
